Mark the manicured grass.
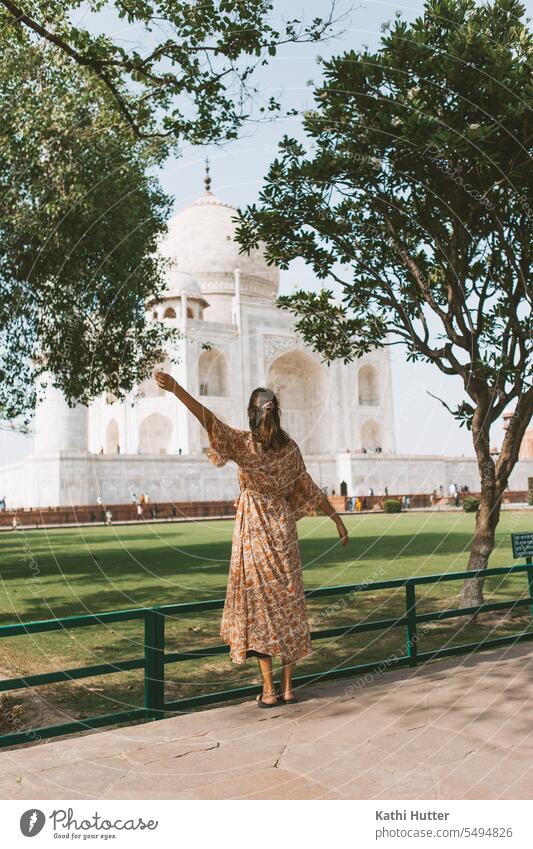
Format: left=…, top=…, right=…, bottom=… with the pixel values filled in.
left=0, top=511, right=532, bottom=730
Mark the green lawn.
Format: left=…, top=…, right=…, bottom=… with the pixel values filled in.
left=0, top=511, right=532, bottom=730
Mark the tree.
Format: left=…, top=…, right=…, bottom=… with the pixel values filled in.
left=0, top=0, right=344, bottom=143
left=0, top=15, right=174, bottom=418
left=0, top=2, right=345, bottom=421
left=237, top=0, right=533, bottom=605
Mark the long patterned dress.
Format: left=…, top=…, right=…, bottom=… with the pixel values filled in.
left=206, top=417, right=325, bottom=665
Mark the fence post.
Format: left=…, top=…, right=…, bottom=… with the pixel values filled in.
left=144, top=607, right=165, bottom=719
left=405, top=581, right=418, bottom=667
left=526, top=557, right=533, bottom=619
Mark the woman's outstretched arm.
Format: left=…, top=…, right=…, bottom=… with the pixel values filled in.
left=154, top=371, right=216, bottom=431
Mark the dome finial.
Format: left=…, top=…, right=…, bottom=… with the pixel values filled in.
left=204, top=157, right=211, bottom=193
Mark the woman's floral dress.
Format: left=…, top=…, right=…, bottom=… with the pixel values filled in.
left=206, top=417, right=325, bottom=665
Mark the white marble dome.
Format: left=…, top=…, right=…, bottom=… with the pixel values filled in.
left=160, top=190, right=279, bottom=298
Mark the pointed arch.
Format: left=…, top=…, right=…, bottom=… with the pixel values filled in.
left=138, top=413, right=173, bottom=454
left=358, top=364, right=379, bottom=406
left=361, top=419, right=381, bottom=452
left=267, top=349, right=328, bottom=453
left=198, top=348, right=228, bottom=397
left=105, top=419, right=120, bottom=454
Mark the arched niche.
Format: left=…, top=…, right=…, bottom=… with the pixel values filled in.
left=360, top=419, right=381, bottom=452
left=358, top=364, right=379, bottom=406
left=267, top=349, right=327, bottom=453
left=163, top=306, right=176, bottom=319
left=105, top=419, right=120, bottom=454
left=138, top=413, right=173, bottom=454
left=198, top=348, right=228, bottom=397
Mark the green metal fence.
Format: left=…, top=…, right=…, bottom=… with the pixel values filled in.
left=1, top=561, right=533, bottom=749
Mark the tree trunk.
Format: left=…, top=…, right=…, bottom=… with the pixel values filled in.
left=458, top=401, right=501, bottom=608
left=458, top=484, right=502, bottom=607
left=458, top=387, right=533, bottom=608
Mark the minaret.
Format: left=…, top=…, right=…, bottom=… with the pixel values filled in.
left=33, top=383, right=88, bottom=454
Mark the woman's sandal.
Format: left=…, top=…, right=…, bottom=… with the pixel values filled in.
left=256, top=689, right=279, bottom=709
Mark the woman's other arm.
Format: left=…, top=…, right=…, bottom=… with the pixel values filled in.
left=154, top=371, right=215, bottom=430
left=288, top=441, right=349, bottom=547
left=319, top=492, right=349, bottom=547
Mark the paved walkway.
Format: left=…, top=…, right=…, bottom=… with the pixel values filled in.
left=1, top=644, right=532, bottom=800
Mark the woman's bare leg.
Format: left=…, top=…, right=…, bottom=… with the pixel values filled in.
left=280, top=660, right=294, bottom=700
left=256, top=654, right=277, bottom=703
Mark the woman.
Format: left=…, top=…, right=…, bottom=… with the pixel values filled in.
left=154, top=371, right=349, bottom=708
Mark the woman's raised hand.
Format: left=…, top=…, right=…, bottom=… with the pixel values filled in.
left=154, top=370, right=178, bottom=394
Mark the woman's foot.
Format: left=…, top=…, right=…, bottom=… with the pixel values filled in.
left=277, top=686, right=298, bottom=704
left=279, top=660, right=295, bottom=703
left=256, top=688, right=278, bottom=708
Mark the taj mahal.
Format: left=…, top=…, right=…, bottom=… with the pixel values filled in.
left=2, top=172, right=532, bottom=508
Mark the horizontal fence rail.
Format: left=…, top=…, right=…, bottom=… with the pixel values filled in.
left=0, top=562, right=532, bottom=749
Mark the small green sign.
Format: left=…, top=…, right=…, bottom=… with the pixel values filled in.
left=511, top=532, right=533, bottom=560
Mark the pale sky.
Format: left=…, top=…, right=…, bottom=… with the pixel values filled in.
left=2, top=0, right=529, bottom=464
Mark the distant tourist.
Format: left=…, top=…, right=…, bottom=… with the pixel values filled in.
left=11, top=514, right=18, bottom=530
left=0, top=495, right=6, bottom=511
left=96, top=495, right=103, bottom=507
left=355, top=496, right=362, bottom=512
left=362, top=496, right=368, bottom=511
left=105, top=509, right=113, bottom=526
left=154, top=368, right=349, bottom=708
left=368, top=487, right=374, bottom=497
left=136, top=503, right=144, bottom=521
left=131, top=493, right=138, bottom=505
left=171, top=505, right=177, bottom=518
left=384, top=486, right=389, bottom=497
left=139, top=493, right=146, bottom=505
left=151, top=506, right=157, bottom=520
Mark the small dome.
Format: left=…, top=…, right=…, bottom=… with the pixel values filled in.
left=163, top=266, right=203, bottom=298
left=160, top=189, right=279, bottom=298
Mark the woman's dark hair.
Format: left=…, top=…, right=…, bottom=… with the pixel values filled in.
left=247, top=387, right=290, bottom=451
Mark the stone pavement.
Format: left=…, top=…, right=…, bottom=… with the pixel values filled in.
left=1, top=644, right=532, bottom=800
